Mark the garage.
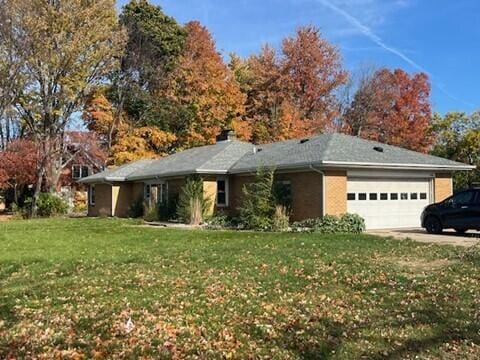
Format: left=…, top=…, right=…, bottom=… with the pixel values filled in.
left=347, top=177, right=432, bottom=229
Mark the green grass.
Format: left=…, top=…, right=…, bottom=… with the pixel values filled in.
left=0, top=218, right=479, bottom=359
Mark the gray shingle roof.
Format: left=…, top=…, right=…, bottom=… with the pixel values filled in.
left=230, top=133, right=472, bottom=172
left=81, top=134, right=473, bottom=183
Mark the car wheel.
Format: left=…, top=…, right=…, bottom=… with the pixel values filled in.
left=425, top=216, right=442, bottom=234
left=454, top=228, right=468, bottom=234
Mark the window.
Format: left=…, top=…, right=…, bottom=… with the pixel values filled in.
left=401, top=193, right=408, bottom=200
left=369, top=193, right=378, bottom=200
left=274, top=180, right=292, bottom=208
left=380, top=193, right=388, bottom=200
left=216, top=178, right=228, bottom=206
left=89, top=185, right=95, bottom=206
left=144, top=184, right=151, bottom=201
left=72, top=165, right=90, bottom=180
left=390, top=193, right=398, bottom=200
left=450, top=191, right=475, bottom=206
left=159, top=183, right=167, bottom=204
left=410, top=193, right=418, bottom=200
left=73, top=165, right=81, bottom=179
left=358, top=193, right=367, bottom=200
left=347, top=193, right=356, bottom=201
left=420, top=193, right=427, bottom=200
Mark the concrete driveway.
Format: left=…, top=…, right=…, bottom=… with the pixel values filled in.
left=367, top=228, right=480, bottom=247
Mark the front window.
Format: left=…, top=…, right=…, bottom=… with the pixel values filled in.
left=72, top=165, right=90, bottom=179
left=274, top=180, right=292, bottom=209
left=144, top=184, right=151, bottom=201
left=216, top=179, right=228, bottom=206
left=159, top=183, right=167, bottom=203
left=89, top=185, right=95, bottom=206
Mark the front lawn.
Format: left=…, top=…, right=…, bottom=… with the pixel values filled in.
left=0, top=218, right=479, bottom=358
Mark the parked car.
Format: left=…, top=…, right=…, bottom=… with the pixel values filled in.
left=421, top=189, right=480, bottom=234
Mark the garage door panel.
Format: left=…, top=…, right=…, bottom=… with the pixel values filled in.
left=347, top=178, right=431, bottom=229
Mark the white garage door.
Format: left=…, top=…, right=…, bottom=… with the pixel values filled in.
left=347, top=178, right=431, bottom=229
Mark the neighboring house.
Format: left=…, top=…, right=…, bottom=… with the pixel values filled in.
left=58, top=132, right=106, bottom=207
left=80, top=131, right=474, bottom=229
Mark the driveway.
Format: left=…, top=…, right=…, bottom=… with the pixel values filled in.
left=368, top=228, right=480, bottom=247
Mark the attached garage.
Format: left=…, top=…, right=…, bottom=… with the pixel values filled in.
left=346, top=173, right=433, bottom=229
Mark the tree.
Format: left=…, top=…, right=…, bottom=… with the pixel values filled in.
left=431, top=112, right=480, bottom=190
left=83, top=92, right=176, bottom=165
left=242, top=26, right=347, bottom=143
left=0, top=0, right=124, bottom=213
left=0, top=139, right=39, bottom=204
left=166, top=21, right=245, bottom=147
left=342, top=68, right=433, bottom=153
left=116, top=0, right=187, bottom=128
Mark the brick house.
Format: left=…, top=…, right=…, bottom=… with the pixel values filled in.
left=80, top=131, right=473, bottom=229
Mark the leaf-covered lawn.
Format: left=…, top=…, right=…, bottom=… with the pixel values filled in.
left=0, top=218, right=479, bottom=359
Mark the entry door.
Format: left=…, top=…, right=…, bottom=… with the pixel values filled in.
left=347, top=178, right=431, bottom=229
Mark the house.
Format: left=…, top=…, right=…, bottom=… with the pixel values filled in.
left=58, top=131, right=106, bottom=208
left=80, top=131, right=473, bottom=229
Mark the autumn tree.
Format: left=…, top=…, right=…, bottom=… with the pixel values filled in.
left=431, top=112, right=480, bottom=189
left=166, top=21, right=246, bottom=147
left=242, top=26, right=347, bottom=143
left=0, top=139, right=39, bottom=204
left=83, top=91, right=176, bottom=165
left=0, top=0, right=124, bottom=212
left=342, top=68, right=433, bottom=153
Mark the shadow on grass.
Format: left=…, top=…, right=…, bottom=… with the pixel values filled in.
left=246, top=301, right=479, bottom=359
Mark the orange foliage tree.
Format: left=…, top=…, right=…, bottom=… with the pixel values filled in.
left=342, top=68, right=433, bottom=153
left=166, top=21, right=246, bottom=147
left=239, top=26, right=347, bottom=143
left=83, top=91, right=176, bottom=165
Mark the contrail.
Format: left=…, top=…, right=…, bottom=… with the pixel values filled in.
left=316, top=0, right=476, bottom=109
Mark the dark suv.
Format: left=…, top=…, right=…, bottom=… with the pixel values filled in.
left=421, top=189, right=480, bottom=234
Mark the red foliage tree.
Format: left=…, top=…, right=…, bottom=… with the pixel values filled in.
left=342, top=68, right=433, bottom=153
left=0, top=139, right=39, bottom=203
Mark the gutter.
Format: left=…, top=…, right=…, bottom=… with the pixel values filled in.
left=309, top=165, right=326, bottom=217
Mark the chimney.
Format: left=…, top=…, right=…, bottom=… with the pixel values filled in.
left=216, top=129, right=236, bottom=143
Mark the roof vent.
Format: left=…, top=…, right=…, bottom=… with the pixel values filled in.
left=300, top=138, right=310, bottom=144
left=373, top=146, right=384, bottom=153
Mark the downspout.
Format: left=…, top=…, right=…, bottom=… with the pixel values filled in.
left=309, top=165, right=326, bottom=217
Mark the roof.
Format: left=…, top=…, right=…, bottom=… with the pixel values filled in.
left=230, top=133, right=473, bottom=172
left=80, top=134, right=474, bottom=183
left=80, top=140, right=254, bottom=183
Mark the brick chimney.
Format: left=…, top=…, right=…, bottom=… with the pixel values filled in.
left=216, top=129, right=236, bottom=142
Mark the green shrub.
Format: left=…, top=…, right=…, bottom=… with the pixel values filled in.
left=292, top=213, right=365, bottom=234
left=239, top=167, right=276, bottom=230
left=143, top=203, right=159, bottom=222
left=205, top=214, right=236, bottom=230
left=177, top=177, right=211, bottom=225
left=128, top=198, right=144, bottom=218
left=158, top=194, right=178, bottom=221
left=29, top=193, right=68, bottom=218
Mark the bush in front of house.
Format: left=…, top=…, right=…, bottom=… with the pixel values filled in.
left=205, top=214, right=239, bottom=230
left=292, top=213, right=365, bottom=234
left=177, top=177, right=211, bottom=225
left=239, top=167, right=277, bottom=230
left=35, top=192, right=69, bottom=217
left=15, top=192, right=69, bottom=218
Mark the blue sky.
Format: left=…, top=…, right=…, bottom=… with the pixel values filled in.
left=117, top=0, right=480, bottom=114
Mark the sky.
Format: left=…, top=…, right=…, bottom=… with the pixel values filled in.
left=117, top=0, right=480, bottom=114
